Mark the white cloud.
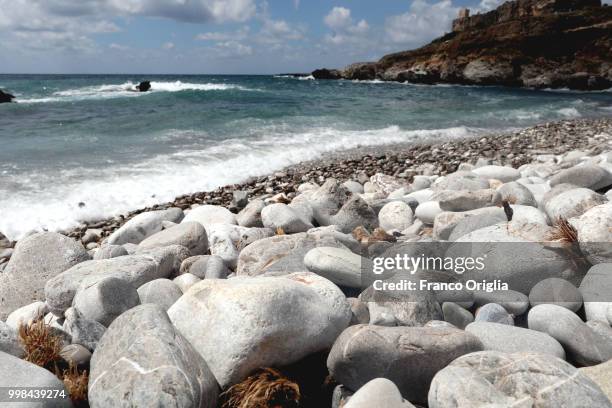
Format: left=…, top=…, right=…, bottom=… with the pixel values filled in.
left=109, top=43, right=129, bottom=51
left=196, top=27, right=250, bottom=41
left=386, top=0, right=458, bottom=46
left=323, top=6, right=370, bottom=47
left=162, top=41, right=175, bottom=50
left=324, top=7, right=352, bottom=30
left=211, top=40, right=253, bottom=58
left=0, top=0, right=256, bottom=55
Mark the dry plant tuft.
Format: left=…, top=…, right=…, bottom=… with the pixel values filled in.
left=548, top=217, right=578, bottom=243
left=371, top=228, right=396, bottom=243
left=352, top=226, right=371, bottom=243
left=62, top=365, right=89, bottom=404
left=18, top=320, right=62, bottom=368
left=275, top=227, right=286, bottom=235
left=221, top=367, right=300, bottom=408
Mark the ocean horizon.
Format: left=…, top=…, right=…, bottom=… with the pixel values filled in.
left=1, top=73, right=611, bottom=240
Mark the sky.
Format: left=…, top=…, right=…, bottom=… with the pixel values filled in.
left=0, top=0, right=609, bottom=74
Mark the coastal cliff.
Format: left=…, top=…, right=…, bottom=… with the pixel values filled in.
left=312, top=0, right=612, bottom=90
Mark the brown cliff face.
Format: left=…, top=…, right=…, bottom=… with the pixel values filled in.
left=313, top=0, right=612, bottom=90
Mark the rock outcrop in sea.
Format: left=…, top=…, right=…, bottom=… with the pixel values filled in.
left=0, top=89, right=15, bottom=103
left=312, top=0, right=612, bottom=90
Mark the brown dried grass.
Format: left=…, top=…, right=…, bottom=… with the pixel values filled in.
left=18, top=320, right=62, bottom=368
left=221, top=368, right=300, bottom=408
left=548, top=217, right=578, bottom=243
left=62, top=365, right=89, bottom=404
left=275, top=227, right=286, bottom=235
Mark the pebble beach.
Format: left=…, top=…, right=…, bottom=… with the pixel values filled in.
left=1, top=117, right=612, bottom=407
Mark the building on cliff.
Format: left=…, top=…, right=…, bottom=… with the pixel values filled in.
left=452, top=0, right=603, bottom=32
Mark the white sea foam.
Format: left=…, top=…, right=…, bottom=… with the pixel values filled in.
left=557, top=107, right=582, bottom=118
left=0, top=125, right=481, bottom=240
left=17, top=81, right=252, bottom=104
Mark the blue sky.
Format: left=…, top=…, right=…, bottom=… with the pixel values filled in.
left=0, top=0, right=608, bottom=74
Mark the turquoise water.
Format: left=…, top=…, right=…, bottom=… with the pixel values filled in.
left=1, top=74, right=611, bottom=239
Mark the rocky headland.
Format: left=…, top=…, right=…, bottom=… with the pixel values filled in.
left=0, top=118, right=612, bottom=406
left=312, top=0, right=612, bottom=90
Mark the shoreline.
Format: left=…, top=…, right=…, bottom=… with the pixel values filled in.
left=1, top=117, right=612, bottom=252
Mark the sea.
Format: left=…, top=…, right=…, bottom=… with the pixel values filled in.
left=1, top=74, right=611, bottom=240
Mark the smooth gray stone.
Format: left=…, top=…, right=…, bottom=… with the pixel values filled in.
left=181, top=204, right=237, bottom=229
left=473, top=289, right=529, bottom=316
left=580, top=263, right=612, bottom=322
left=0, top=232, right=90, bottom=320
left=528, top=304, right=612, bottom=366
left=428, top=351, right=612, bottom=408
left=466, top=322, right=565, bottom=359
left=307, top=178, right=352, bottom=225
left=73, top=276, right=140, bottom=327
left=550, top=164, right=612, bottom=191
left=188, top=255, right=229, bottom=279
left=6, top=301, right=48, bottom=330
left=493, top=181, right=537, bottom=207
left=138, top=221, right=208, bottom=256
left=587, top=320, right=612, bottom=340
left=448, top=213, right=505, bottom=241
left=0, top=321, right=23, bottom=357
left=261, top=203, right=313, bottom=233
left=348, top=297, right=370, bottom=325
left=236, top=232, right=347, bottom=276
left=327, top=196, right=378, bottom=233
left=378, top=201, right=414, bottom=232
left=431, top=171, right=490, bottom=191
left=475, top=303, right=514, bottom=325
left=343, top=180, right=365, bottom=194
left=0, top=351, right=72, bottom=408
left=529, top=278, right=583, bottom=312
left=173, top=273, right=201, bottom=293
left=304, top=247, right=370, bottom=288
left=435, top=189, right=495, bottom=212
left=89, top=304, right=219, bottom=408
left=369, top=173, right=407, bottom=195
left=570, top=203, right=612, bottom=265
left=137, top=278, right=182, bottom=311
left=544, top=187, right=608, bottom=221
left=442, top=302, right=474, bottom=329
left=450, top=223, right=579, bottom=295
left=93, top=245, right=128, bottom=260
left=45, top=247, right=185, bottom=315
left=107, top=208, right=184, bottom=245
left=178, top=255, right=207, bottom=274
left=327, top=324, right=483, bottom=404
left=472, top=165, right=521, bottom=182
left=359, top=281, right=443, bottom=327
left=579, top=356, right=612, bottom=402
left=236, top=199, right=265, bottom=227
left=344, top=378, right=416, bottom=408
left=414, top=201, right=442, bottom=225
left=63, top=308, right=106, bottom=351
left=60, top=343, right=91, bottom=366
left=168, top=272, right=351, bottom=388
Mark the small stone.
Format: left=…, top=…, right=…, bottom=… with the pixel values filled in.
left=442, top=302, right=473, bottom=329
left=137, top=279, right=183, bottom=311
left=529, top=278, right=583, bottom=312
left=466, top=322, right=565, bottom=359
left=60, top=343, right=92, bottom=366
left=429, top=351, right=612, bottom=408
left=474, top=303, right=514, bottom=325
left=173, top=273, right=201, bottom=293
left=73, top=277, right=140, bottom=326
